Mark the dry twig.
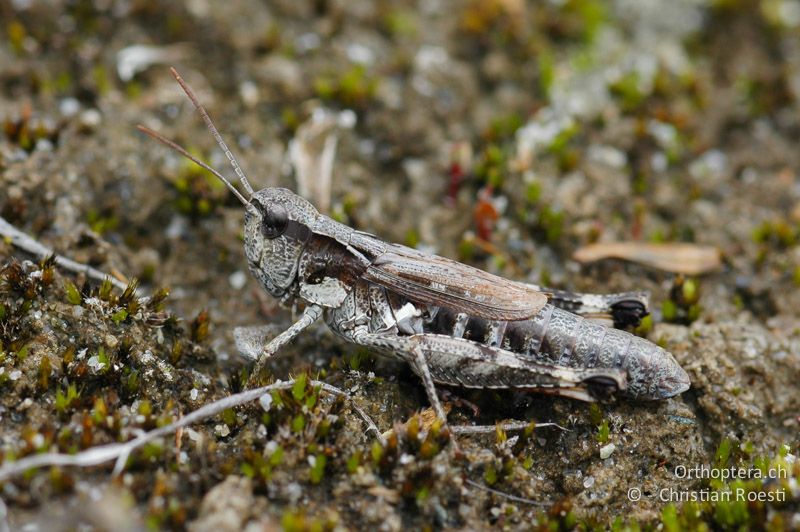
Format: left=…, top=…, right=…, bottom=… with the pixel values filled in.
left=0, top=379, right=380, bottom=482
left=0, top=216, right=129, bottom=291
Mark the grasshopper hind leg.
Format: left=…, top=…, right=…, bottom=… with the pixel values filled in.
left=352, top=330, right=627, bottom=418
left=526, top=284, right=651, bottom=329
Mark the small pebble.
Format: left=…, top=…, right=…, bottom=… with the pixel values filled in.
left=105, top=335, right=118, bottom=349
left=214, top=424, right=231, bottom=438
left=79, top=109, right=102, bottom=130
left=87, top=355, right=105, bottom=371
left=600, top=443, right=616, bottom=459
left=286, top=482, right=303, bottom=503
left=259, top=393, right=273, bottom=412
left=229, top=271, right=247, bottom=290
left=239, top=80, right=259, bottom=107
left=59, top=97, right=81, bottom=117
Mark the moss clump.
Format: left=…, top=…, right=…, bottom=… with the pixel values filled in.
left=3, top=114, right=61, bottom=152
left=662, top=276, right=702, bottom=324
left=169, top=155, right=231, bottom=218
left=313, top=65, right=378, bottom=109
left=658, top=442, right=797, bottom=530
left=751, top=218, right=797, bottom=249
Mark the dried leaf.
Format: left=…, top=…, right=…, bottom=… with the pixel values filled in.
left=573, top=242, right=721, bottom=275
left=289, top=108, right=355, bottom=214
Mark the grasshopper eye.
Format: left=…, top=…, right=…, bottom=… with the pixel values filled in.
left=261, top=204, right=288, bottom=239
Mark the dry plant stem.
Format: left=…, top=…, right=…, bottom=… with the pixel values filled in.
left=0, top=497, right=9, bottom=532
left=450, top=421, right=569, bottom=435
left=464, top=478, right=549, bottom=506
left=0, top=216, right=129, bottom=292
left=0, top=379, right=381, bottom=482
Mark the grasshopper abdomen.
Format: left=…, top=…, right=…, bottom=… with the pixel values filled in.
left=425, top=304, right=689, bottom=400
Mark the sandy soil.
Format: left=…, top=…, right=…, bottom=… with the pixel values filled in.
left=0, top=0, right=798, bottom=529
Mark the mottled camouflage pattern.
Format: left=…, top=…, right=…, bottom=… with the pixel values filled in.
left=242, top=186, right=689, bottom=401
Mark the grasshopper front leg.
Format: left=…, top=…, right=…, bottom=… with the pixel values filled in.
left=248, top=304, right=324, bottom=385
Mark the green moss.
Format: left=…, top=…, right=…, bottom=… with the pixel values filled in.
left=346, top=452, right=361, bottom=474
left=190, top=309, right=210, bottom=342
left=86, top=208, right=120, bottom=235
left=483, top=464, right=498, bottom=486
left=662, top=299, right=678, bottom=321
left=525, top=181, right=541, bottom=205
left=221, top=408, right=237, bottom=427
left=382, top=10, right=417, bottom=37
left=291, top=413, right=306, bottom=433
left=7, top=20, right=26, bottom=54
left=54, top=383, right=80, bottom=415
left=292, top=373, right=308, bottom=401
left=715, top=438, right=732, bottom=466
left=588, top=403, right=603, bottom=426
left=634, top=314, right=654, bottom=336
left=751, top=219, right=797, bottom=248
left=123, top=368, right=140, bottom=396
left=38, top=355, right=51, bottom=390
left=661, top=504, right=680, bottom=532
left=98, top=278, right=113, bottom=301
left=663, top=277, right=703, bottom=324
left=487, top=114, right=524, bottom=142
left=64, top=280, right=82, bottom=305
left=610, top=71, right=646, bottom=111
left=91, top=64, right=111, bottom=96
left=111, top=309, right=128, bottom=324
left=170, top=157, right=230, bottom=218
left=474, top=143, right=507, bottom=189
left=92, top=397, right=107, bottom=425
left=138, top=400, right=152, bottom=417
left=538, top=47, right=555, bottom=99
left=309, top=454, right=327, bottom=484
left=313, top=65, right=378, bottom=108
left=15, top=343, right=29, bottom=362
left=404, top=229, right=419, bottom=248
left=596, top=419, right=610, bottom=444
left=536, top=206, right=565, bottom=244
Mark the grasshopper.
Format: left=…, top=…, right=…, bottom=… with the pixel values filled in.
left=139, top=69, right=690, bottom=425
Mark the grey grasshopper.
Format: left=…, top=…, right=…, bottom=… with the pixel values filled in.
left=140, top=69, right=690, bottom=425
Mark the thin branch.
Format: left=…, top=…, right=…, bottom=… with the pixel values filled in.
left=0, top=379, right=381, bottom=482
left=0, top=497, right=9, bottom=532
left=0, top=216, right=129, bottom=292
left=451, top=421, right=569, bottom=435
left=317, top=382, right=383, bottom=443
left=464, top=478, right=550, bottom=506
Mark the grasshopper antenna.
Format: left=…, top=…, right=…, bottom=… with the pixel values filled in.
left=137, top=124, right=250, bottom=206
left=169, top=67, right=256, bottom=197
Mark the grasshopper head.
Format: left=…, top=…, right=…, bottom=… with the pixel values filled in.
left=244, top=188, right=318, bottom=297
left=138, top=70, right=325, bottom=299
